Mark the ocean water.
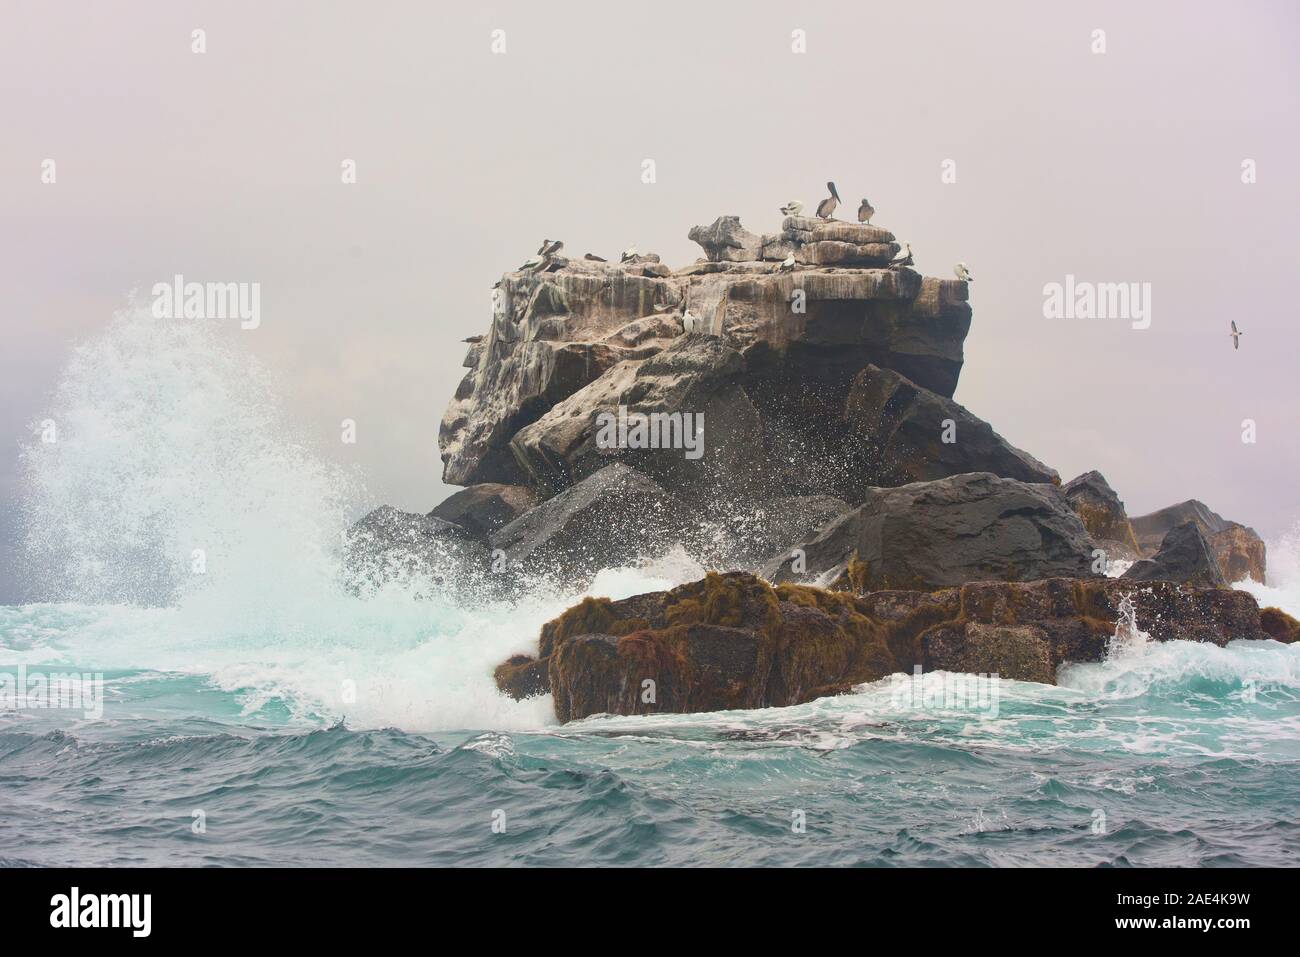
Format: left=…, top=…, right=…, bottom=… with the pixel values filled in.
left=3, top=308, right=1298, bottom=868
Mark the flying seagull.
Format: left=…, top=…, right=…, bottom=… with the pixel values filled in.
left=779, top=253, right=796, bottom=271
left=620, top=245, right=638, bottom=262
left=780, top=200, right=804, bottom=217
left=954, top=262, right=974, bottom=282
left=816, top=182, right=841, bottom=220
left=857, top=199, right=875, bottom=224
left=1230, top=320, right=1243, bottom=350
left=889, top=242, right=913, bottom=268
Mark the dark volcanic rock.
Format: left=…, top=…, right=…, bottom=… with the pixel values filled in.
left=1130, top=499, right=1266, bottom=583
left=843, top=364, right=1059, bottom=487
left=428, top=483, right=538, bottom=542
left=487, top=463, right=685, bottom=584
left=762, top=472, right=1098, bottom=590
left=1122, top=521, right=1228, bottom=588
left=496, top=571, right=1269, bottom=720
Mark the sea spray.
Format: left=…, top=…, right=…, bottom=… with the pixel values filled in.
left=14, top=305, right=708, bottom=730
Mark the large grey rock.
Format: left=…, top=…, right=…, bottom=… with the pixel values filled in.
left=428, top=483, right=538, bottom=543
left=1129, top=500, right=1266, bottom=583
left=1061, top=470, right=1140, bottom=562
left=439, top=262, right=679, bottom=486
left=843, top=364, right=1059, bottom=487
left=762, top=472, right=1099, bottom=590
left=509, top=335, right=766, bottom=498
left=1122, top=521, right=1228, bottom=588
left=488, top=463, right=686, bottom=584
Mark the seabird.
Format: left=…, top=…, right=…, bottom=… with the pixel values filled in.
left=1229, top=320, right=1243, bottom=350
left=621, top=245, right=638, bottom=262
left=780, top=200, right=804, bottom=217
left=682, top=309, right=701, bottom=335
left=540, top=240, right=564, bottom=257
left=889, top=242, right=914, bottom=268
left=815, top=182, right=841, bottom=219
left=857, top=199, right=875, bottom=224
left=519, top=255, right=543, bottom=271
left=779, top=253, right=796, bottom=271
left=584, top=253, right=607, bottom=262
left=536, top=239, right=550, bottom=255
left=954, top=262, right=973, bottom=282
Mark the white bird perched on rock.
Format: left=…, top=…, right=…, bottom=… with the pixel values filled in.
left=889, top=242, right=914, bottom=268
left=816, top=181, right=841, bottom=219
left=620, top=245, right=638, bottom=262
left=779, top=253, right=796, bottom=271
left=780, top=200, right=804, bottom=217
left=1229, top=320, right=1243, bottom=350
left=954, top=262, right=973, bottom=282
left=682, top=309, right=702, bottom=335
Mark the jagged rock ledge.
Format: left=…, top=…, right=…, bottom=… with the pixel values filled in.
left=496, top=571, right=1294, bottom=722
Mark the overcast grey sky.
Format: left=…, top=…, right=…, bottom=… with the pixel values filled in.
left=2, top=0, right=1298, bottom=601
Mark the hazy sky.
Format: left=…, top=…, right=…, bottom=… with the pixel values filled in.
left=2, top=0, right=1298, bottom=601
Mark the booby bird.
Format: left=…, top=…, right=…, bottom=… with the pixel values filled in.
left=779, top=253, right=796, bottom=271
left=857, top=199, right=875, bottom=224
left=682, top=309, right=702, bottom=335
left=584, top=253, right=607, bottom=262
left=954, top=262, right=973, bottom=282
left=780, top=200, right=804, bottom=217
left=889, top=242, right=914, bottom=268
left=1229, top=320, right=1243, bottom=350
left=815, top=182, right=841, bottom=219
left=620, top=245, right=638, bottom=262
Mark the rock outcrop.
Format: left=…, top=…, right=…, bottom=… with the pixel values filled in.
left=428, top=483, right=537, bottom=542
left=762, top=473, right=1098, bottom=590
left=1130, top=500, right=1266, bottom=583
left=495, top=571, right=1270, bottom=721
left=1122, top=521, right=1228, bottom=588
left=843, top=364, right=1059, bottom=487
left=487, top=463, right=685, bottom=582
left=1061, top=471, right=1140, bottom=562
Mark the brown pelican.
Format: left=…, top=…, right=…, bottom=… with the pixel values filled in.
left=780, top=200, right=804, bottom=217
left=857, top=199, right=875, bottom=224
left=539, top=240, right=563, bottom=257
left=815, top=182, right=841, bottom=219
left=620, top=245, right=638, bottom=262
left=954, top=262, right=973, bottom=282
left=1229, top=320, right=1243, bottom=350
left=889, top=243, right=913, bottom=268
left=584, top=253, right=607, bottom=262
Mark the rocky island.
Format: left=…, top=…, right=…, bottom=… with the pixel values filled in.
left=348, top=209, right=1295, bottom=721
